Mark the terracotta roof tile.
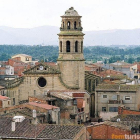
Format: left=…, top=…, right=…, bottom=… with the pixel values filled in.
left=96, top=84, right=140, bottom=91
left=0, top=95, right=10, bottom=100
left=38, top=125, right=84, bottom=139
left=28, top=102, right=58, bottom=110
left=0, top=117, right=84, bottom=139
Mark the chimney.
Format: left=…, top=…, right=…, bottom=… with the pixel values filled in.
left=11, top=121, right=15, bottom=131
left=11, top=116, right=25, bottom=132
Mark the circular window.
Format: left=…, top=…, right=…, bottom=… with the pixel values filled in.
left=38, top=77, right=47, bottom=87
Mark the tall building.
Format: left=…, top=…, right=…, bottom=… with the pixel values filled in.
left=57, top=7, right=85, bottom=90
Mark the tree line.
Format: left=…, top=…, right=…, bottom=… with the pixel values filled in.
left=0, top=45, right=140, bottom=63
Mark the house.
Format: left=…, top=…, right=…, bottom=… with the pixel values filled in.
left=29, top=90, right=90, bottom=124
left=103, top=61, right=136, bottom=79
left=86, top=121, right=132, bottom=140
left=0, top=95, right=11, bottom=108
left=95, top=84, right=140, bottom=117
left=107, top=106, right=140, bottom=135
left=0, top=101, right=60, bottom=124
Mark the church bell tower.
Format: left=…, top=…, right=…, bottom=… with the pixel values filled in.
left=57, top=7, right=85, bottom=90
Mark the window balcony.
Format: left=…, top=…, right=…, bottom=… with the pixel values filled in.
left=108, top=100, right=123, bottom=104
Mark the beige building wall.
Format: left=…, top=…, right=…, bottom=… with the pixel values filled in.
left=7, top=74, right=67, bottom=105
left=95, top=90, right=138, bottom=117
left=12, top=54, right=32, bottom=62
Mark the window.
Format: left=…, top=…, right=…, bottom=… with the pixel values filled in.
left=109, top=107, right=118, bottom=112
left=8, top=101, right=10, bottom=105
left=79, top=22, right=81, bottom=27
left=102, top=107, right=106, bottom=112
left=13, top=98, right=15, bottom=105
left=126, top=107, right=130, bottom=110
left=38, top=77, right=47, bottom=87
left=63, top=22, right=64, bottom=28
left=87, top=98, right=89, bottom=104
left=60, top=41, right=62, bottom=52
left=26, top=57, right=29, bottom=61
left=67, top=21, right=70, bottom=29
left=81, top=108, right=84, bottom=112
left=73, top=99, right=77, bottom=105
left=81, top=41, right=83, bottom=53
left=74, top=21, right=77, bottom=29
left=75, top=41, right=78, bottom=52
left=66, top=41, right=70, bottom=52
left=78, top=108, right=80, bottom=112
left=103, top=95, right=107, bottom=98
left=125, top=96, right=130, bottom=100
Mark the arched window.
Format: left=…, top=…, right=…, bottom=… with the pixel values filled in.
left=74, top=21, right=77, bottom=29
left=75, top=41, right=78, bottom=52
left=67, top=21, right=70, bottom=29
left=81, top=41, right=83, bottom=53
left=63, top=22, right=64, bottom=28
left=66, top=41, right=70, bottom=52
left=60, top=41, right=62, bottom=52
left=79, top=22, right=81, bottom=27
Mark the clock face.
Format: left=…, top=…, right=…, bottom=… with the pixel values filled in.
left=39, top=66, right=44, bottom=70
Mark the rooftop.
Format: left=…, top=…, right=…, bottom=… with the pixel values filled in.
left=111, top=114, right=140, bottom=121
left=96, top=84, right=140, bottom=91
left=0, top=117, right=84, bottom=139
left=62, top=7, right=80, bottom=17
left=28, top=102, right=59, bottom=110
left=0, top=95, right=10, bottom=100
left=90, top=121, right=130, bottom=131
left=12, top=54, right=32, bottom=57
left=49, top=90, right=87, bottom=100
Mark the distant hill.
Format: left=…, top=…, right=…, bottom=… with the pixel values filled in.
left=0, top=26, right=140, bottom=46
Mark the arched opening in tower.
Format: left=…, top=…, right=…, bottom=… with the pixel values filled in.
left=60, top=41, right=62, bottom=52
left=81, top=41, right=83, bottom=53
left=74, top=21, right=77, bottom=29
left=75, top=41, right=78, bottom=52
left=66, top=41, right=70, bottom=52
left=67, top=21, right=70, bottom=29
left=63, top=22, right=64, bottom=28
left=79, top=22, right=81, bottom=27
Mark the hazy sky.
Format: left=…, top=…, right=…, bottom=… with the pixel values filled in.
left=0, top=0, right=140, bottom=31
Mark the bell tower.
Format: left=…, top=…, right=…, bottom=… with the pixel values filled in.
left=57, top=7, right=85, bottom=90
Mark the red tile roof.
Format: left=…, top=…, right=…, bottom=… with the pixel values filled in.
left=0, top=117, right=84, bottom=139
left=0, top=95, right=10, bottom=100
left=28, top=102, right=58, bottom=110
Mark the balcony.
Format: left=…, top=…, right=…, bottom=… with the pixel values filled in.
left=108, top=100, right=123, bottom=104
